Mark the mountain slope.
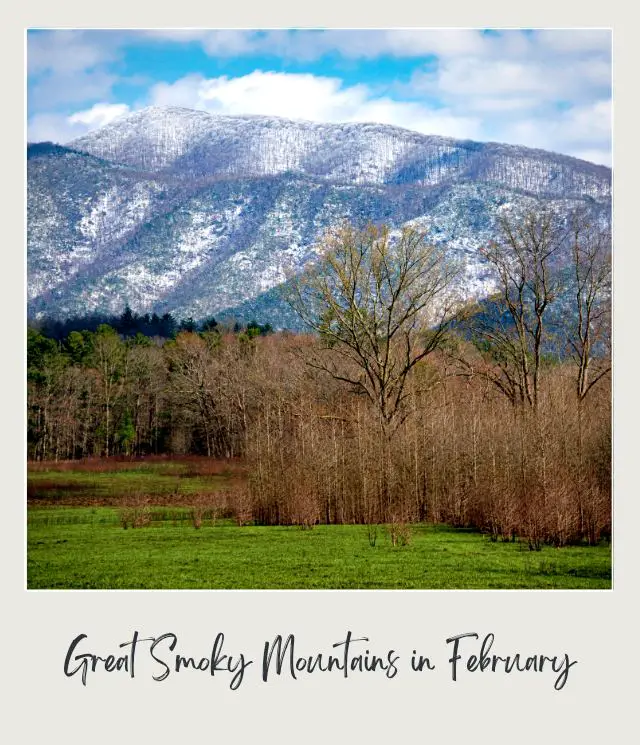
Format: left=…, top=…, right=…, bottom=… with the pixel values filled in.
left=69, top=107, right=610, bottom=198
left=28, top=107, right=612, bottom=325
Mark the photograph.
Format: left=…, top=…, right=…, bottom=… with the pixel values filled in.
left=26, top=28, right=612, bottom=590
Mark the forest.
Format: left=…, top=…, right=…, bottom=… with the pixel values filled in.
left=27, top=209, right=611, bottom=550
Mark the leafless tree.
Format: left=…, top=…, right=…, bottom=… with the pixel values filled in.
left=566, top=212, right=611, bottom=402
left=286, top=223, right=460, bottom=430
left=467, top=208, right=566, bottom=411
left=91, top=325, right=127, bottom=456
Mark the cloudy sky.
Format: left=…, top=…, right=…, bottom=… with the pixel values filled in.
left=27, top=29, right=612, bottom=165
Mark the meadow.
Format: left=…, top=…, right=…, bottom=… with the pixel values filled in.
left=27, top=458, right=612, bottom=590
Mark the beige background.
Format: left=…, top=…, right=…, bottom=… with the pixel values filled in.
left=4, top=3, right=637, bottom=742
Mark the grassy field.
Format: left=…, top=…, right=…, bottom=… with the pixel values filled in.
left=27, top=459, right=612, bottom=590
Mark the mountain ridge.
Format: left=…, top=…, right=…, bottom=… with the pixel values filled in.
left=70, top=105, right=610, bottom=169
left=28, top=106, right=611, bottom=326
left=67, top=106, right=610, bottom=198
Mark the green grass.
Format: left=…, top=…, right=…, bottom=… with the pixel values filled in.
left=27, top=508, right=611, bottom=589
left=27, top=459, right=612, bottom=589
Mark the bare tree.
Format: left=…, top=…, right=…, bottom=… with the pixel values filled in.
left=166, top=332, right=219, bottom=457
left=467, top=209, right=566, bottom=411
left=567, top=212, right=611, bottom=401
left=91, top=325, right=127, bottom=456
left=286, top=223, right=460, bottom=430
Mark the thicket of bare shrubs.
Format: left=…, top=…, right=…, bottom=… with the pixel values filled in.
left=239, top=337, right=610, bottom=546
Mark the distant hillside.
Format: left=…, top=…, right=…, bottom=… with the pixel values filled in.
left=28, top=106, right=611, bottom=325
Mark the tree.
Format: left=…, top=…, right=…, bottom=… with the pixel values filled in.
left=566, top=212, right=611, bottom=402
left=116, top=410, right=136, bottom=456
left=466, top=208, right=566, bottom=411
left=200, top=316, right=218, bottom=333
left=119, top=305, right=136, bottom=337
left=159, top=313, right=177, bottom=338
left=27, top=328, right=65, bottom=459
left=90, top=325, right=126, bottom=456
left=166, top=331, right=219, bottom=456
left=286, top=223, right=460, bottom=430
left=563, top=211, right=612, bottom=485
left=124, top=341, right=166, bottom=455
left=179, top=317, right=197, bottom=333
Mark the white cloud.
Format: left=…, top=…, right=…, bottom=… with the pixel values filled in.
left=143, top=29, right=260, bottom=56
left=403, top=35, right=611, bottom=165
left=27, top=30, right=127, bottom=111
left=570, top=149, right=613, bottom=166
left=260, top=29, right=490, bottom=60
left=149, top=70, right=482, bottom=140
left=27, top=30, right=612, bottom=165
left=28, top=103, right=130, bottom=144
left=139, top=30, right=212, bottom=44
left=412, top=54, right=610, bottom=106
left=146, top=69, right=611, bottom=163
left=138, top=28, right=611, bottom=63
left=482, top=100, right=612, bottom=164
left=29, top=70, right=119, bottom=109
left=27, top=30, right=118, bottom=74
left=28, top=113, right=86, bottom=144
left=534, top=29, right=612, bottom=54
left=152, top=29, right=491, bottom=61
left=68, top=102, right=131, bottom=128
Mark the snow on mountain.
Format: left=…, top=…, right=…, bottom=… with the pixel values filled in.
left=28, top=107, right=612, bottom=325
left=69, top=106, right=610, bottom=198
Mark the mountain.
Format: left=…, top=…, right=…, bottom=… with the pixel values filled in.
left=27, top=106, right=612, bottom=326
left=68, top=106, right=610, bottom=198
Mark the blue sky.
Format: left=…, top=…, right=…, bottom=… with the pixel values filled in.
left=27, top=29, right=612, bottom=165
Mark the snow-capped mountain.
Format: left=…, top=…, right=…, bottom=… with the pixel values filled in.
left=28, top=106, right=612, bottom=326
left=69, top=106, right=610, bottom=198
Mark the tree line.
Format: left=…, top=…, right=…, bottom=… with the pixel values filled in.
left=31, top=307, right=274, bottom=342
left=27, top=209, right=611, bottom=546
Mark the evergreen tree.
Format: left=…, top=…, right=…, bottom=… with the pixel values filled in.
left=179, top=317, right=197, bottom=333
left=119, top=305, right=136, bottom=337
left=200, top=316, right=218, bottom=332
left=116, top=410, right=136, bottom=455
